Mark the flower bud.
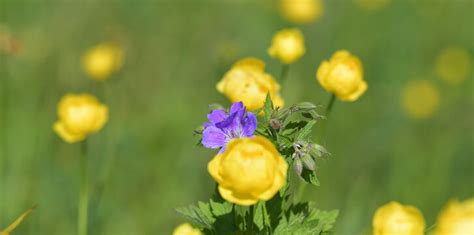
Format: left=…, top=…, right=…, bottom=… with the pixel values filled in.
left=217, top=57, right=284, bottom=111
left=268, top=28, right=305, bottom=64
left=432, top=198, right=474, bottom=235
left=316, top=50, right=367, bottom=101
left=208, top=136, right=288, bottom=206
left=372, top=201, right=425, bottom=235
left=280, top=0, right=323, bottom=24
left=82, top=43, right=123, bottom=80
left=172, top=223, right=202, bottom=235
left=53, top=93, right=108, bottom=143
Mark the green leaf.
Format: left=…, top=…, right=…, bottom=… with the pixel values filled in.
left=209, top=199, right=233, bottom=217
left=274, top=203, right=338, bottom=235
left=253, top=201, right=271, bottom=231
left=301, top=169, right=320, bottom=186
left=264, top=93, right=274, bottom=121
left=295, top=120, right=316, bottom=141
left=234, top=205, right=249, bottom=231
left=176, top=203, right=215, bottom=230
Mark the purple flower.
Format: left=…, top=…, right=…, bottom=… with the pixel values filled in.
left=202, top=102, right=257, bottom=153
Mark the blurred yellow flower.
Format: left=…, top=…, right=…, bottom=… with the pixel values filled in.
left=435, top=46, right=472, bottom=85
left=82, top=43, right=123, bottom=80
left=0, top=207, right=34, bottom=235
left=208, top=136, right=288, bottom=206
left=432, top=198, right=474, bottom=235
left=217, top=57, right=284, bottom=111
left=172, top=223, right=202, bottom=235
left=401, top=80, right=439, bottom=119
left=316, top=50, right=367, bottom=101
left=280, top=0, right=323, bottom=24
left=268, top=28, right=306, bottom=64
left=354, top=0, right=390, bottom=11
left=372, top=201, right=425, bottom=235
left=53, top=93, right=108, bottom=143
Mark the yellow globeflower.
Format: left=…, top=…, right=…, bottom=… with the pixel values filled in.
left=372, top=201, right=425, bottom=235
left=435, top=46, right=471, bottom=85
left=53, top=93, right=108, bottom=143
left=432, top=198, right=474, bottom=235
left=280, top=0, right=323, bottom=24
left=217, top=57, right=284, bottom=111
left=208, top=136, right=288, bottom=206
left=401, top=80, right=439, bottom=119
left=1, top=207, right=34, bottom=235
left=172, top=223, right=202, bottom=235
left=82, top=43, right=123, bottom=80
left=268, top=28, right=306, bottom=64
left=316, top=50, right=367, bottom=101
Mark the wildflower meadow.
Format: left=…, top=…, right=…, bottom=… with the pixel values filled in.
left=0, top=0, right=473, bottom=234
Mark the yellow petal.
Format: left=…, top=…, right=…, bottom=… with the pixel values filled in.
left=53, top=121, right=86, bottom=143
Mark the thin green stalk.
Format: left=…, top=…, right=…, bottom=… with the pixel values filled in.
left=316, top=94, right=336, bottom=142
left=78, top=141, right=89, bottom=235
left=280, top=64, right=290, bottom=84
left=295, top=94, right=336, bottom=202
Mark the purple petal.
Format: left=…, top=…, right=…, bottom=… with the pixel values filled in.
left=202, top=126, right=227, bottom=149
left=207, top=109, right=227, bottom=124
left=215, top=111, right=237, bottom=129
left=230, top=102, right=244, bottom=114
left=242, top=112, right=257, bottom=137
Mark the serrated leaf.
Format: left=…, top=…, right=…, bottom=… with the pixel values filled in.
left=176, top=203, right=215, bottom=230
left=253, top=201, right=271, bottom=231
left=264, top=93, right=274, bottom=121
left=301, top=169, right=320, bottom=186
left=295, top=120, right=316, bottom=141
left=209, top=200, right=233, bottom=217
left=233, top=205, right=249, bottom=231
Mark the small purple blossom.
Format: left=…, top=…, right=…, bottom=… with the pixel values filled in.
left=202, top=102, right=257, bottom=153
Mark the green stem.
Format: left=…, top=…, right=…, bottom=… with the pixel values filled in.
left=78, top=141, right=89, bottom=235
left=316, top=94, right=336, bottom=142
left=296, top=94, right=336, bottom=202
left=280, top=64, right=290, bottom=84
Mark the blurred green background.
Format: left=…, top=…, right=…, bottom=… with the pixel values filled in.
left=0, top=0, right=473, bottom=234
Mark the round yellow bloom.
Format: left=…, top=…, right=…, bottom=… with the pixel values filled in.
left=316, top=50, right=367, bottom=101
left=172, top=223, right=202, bottom=235
left=372, top=201, right=425, bottom=235
left=268, top=28, right=306, bottom=64
left=53, top=93, right=108, bottom=143
left=432, top=198, right=474, bottom=235
left=401, top=80, right=439, bottom=119
left=280, top=0, right=323, bottom=24
left=208, top=136, right=288, bottom=206
left=82, top=43, right=123, bottom=80
left=435, top=46, right=471, bottom=85
left=217, top=57, right=284, bottom=111
left=355, top=0, right=390, bottom=11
